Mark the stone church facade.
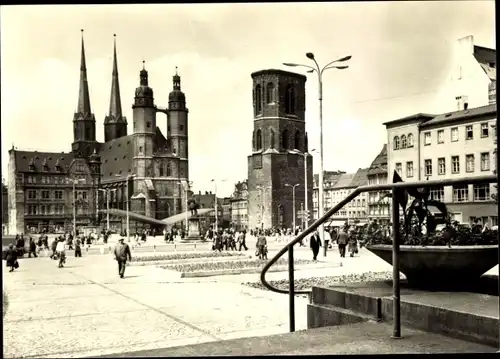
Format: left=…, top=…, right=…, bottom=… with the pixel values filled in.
left=7, top=31, right=190, bottom=234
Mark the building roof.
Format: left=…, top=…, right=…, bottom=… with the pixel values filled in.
left=473, top=45, right=496, bottom=81
left=153, top=127, right=169, bottom=153
left=332, top=173, right=355, bottom=189
left=11, top=149, right=75, bottom=173
left=313, top=171, right=346, bottom=187
left=251, top=69, right=307, bottom=81
left=350, top=168, right=369, bottom=187
left=100, top=135, right=135, bottom=180
left=420, top=103, right=497, bottom=128
left=383, top=113, right=436, bottom=127
left=367, top=144, right=388, bottom=176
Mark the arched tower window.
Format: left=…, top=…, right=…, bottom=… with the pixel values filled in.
left=159, top=163, right=164, bottom=177
left=166, top=163, right=172, bottom=177
left=252, top=130, right=256, bottom=150
left=85, top=125, right=91, bottom=140
left=294, top=131, right=301, bottom=150
left=256, top=129, right=263, bottom=150
left=266, top=82, right=275, bottom=103
left=393, top=136, right=400, bottom=150
left=400, top=135, right=407, bottom=149
left=255, top=85, right=262, bottom=114
left=284, top=84, right=295, bottom=114
left=282, top=129, right=289, bottom=150
left=407, top=133, right=414, bottom=147
left=270, top=129, right=275, bottom=149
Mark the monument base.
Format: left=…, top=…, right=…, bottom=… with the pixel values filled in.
left=181, top=216, right=207, bottom=243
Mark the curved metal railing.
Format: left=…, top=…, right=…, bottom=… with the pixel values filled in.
left=260, top=174, right=498, bottom=334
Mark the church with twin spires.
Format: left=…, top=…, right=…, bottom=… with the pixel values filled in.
left=7, top=30, right=190, bottom=234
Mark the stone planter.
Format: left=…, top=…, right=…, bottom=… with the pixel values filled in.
left=366, top=244, right=499, bottom=289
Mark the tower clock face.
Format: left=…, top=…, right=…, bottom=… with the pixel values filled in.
left=171, top=102, right=178, bottom=109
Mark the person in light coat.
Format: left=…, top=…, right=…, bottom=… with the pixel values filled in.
left=55, top=238, right=66, bottom=268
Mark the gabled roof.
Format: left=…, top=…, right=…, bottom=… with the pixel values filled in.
left=100, top=135, right=134, bottom=181
left=333, top=173, right=355, bottom=189
left=350, top=168, right=370, bottom=187
left=313, top=171, right=346, bottom=186
left=367, top=144, right=388, bottom=176
left=420, top=103, right=497, bottom=128
left=473, top=45, right=496, bottom=81
left=11, top=150, right=75, bottom=173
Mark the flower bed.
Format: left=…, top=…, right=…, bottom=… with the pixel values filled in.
left=160, top=258, right=314, bottom=273
left=133, top=251, right=245, bottom=262
left=242, top=271, right=401, bottom=292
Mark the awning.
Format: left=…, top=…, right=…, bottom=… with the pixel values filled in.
left=161, top=208, right=215, bottom=225
left=99, top=207, right=215, bottom=226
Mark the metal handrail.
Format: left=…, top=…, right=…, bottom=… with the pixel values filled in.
left=260, top=174, right=498, bottom=333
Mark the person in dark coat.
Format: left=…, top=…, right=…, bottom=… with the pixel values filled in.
left=337, top=229, right=349, bottom=258
left=309, top=231, right=322, bottom=261
left=50, top=237, right=58, bottom=259
left=256, top=233, right=267, bottom=260
left=28, top=237, right=38, bottom=258
left=114, top=238, right=132, bottom=278
left=5, top=244, right=19, bottom=272
left=74, top=237, right=82, bottom=258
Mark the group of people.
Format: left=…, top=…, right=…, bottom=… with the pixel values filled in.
left=162, top=228, right=186, bottom=243
left=205, top=228, right=250, bottom=252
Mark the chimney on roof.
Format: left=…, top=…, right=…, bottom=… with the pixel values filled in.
left=456, top=95, right=468, bottom=111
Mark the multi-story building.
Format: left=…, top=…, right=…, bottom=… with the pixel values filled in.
left=385, top=103, right=497, bottom=226
left=192, top=191, right=223, bottom=230
left=247, top=69, right=313, bottom=229
left=7, top=32, right=190, bottom=234
left=230, top=180, right=249, bottom=231
left=312, top=169, right=369, bottom=228
left=366, top=145, right=390, bottom=224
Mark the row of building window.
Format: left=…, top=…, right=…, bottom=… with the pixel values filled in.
left=26, top=204, right=66, bottom=215
left=330, top=210, right=367, bottom=218
left=423, top=123, right=490, bottom=146
left=395, top=153, right=491, bottom=178
left=254, top=129, right=303, bottom=151
left=26, top=190, right=88, bottom=200
left=26, top=176, right=88, bottom=185
left=427, top=184, right=491, bottom=202
left=254, top=83, right=295, bottom=114
left=324, top=198, right=366, bottom=208
left=393, top=133, right=415, bottom=150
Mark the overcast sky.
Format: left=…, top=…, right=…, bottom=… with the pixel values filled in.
left=0, top=2, right=495, bottom=197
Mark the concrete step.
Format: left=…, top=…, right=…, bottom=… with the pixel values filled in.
left=307, top=303, right=379, bottom=329
left=311, top=286, right=382, bottom=320
left=309, top=282, right=499, bottom=348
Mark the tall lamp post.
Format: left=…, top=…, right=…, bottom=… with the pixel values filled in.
left=285, top=183, right=300, bottom=230
left=98, top=188, right=116, bottom=232
left=284, top=53, right=351, bottom=251
left=211, top=179, right=227, bottom=232
left=304, top=148, right=316, bottom=229
left=116, top=174, right=136, bottom=242
left=69, top=178, right=85, bottom=239
left=178, top=180, right=193, bottom=230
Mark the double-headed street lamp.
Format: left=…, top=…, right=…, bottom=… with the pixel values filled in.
left=98, top=188, right=116, bottom=232
left=304, top=148, right=316, bottom=229
left=68, top=178, right=85, bottom=239
left=178, top=180, right=193, bottom=230
left=285, top=183, right=300, bottom=230
left=211, top=179, right=227, bottom=232
left=284, top=53, right=351, bottom=249
left=116, top=174, right=136, bottom=242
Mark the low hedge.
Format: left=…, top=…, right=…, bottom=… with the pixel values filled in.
left=242, top=271, right=402, bottom=292
left=133, top=251, right=245, bottom=262
left=160, top=257, right=314, bottom=273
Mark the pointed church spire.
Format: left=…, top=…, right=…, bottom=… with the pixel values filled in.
left=108, top=34, right=122, bottom=119
left=77, top=29, right=91, bottom=114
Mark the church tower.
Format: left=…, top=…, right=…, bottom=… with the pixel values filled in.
left=167, top=68, right=189, bottom=179
left=72, top=30, right=98, bottom=158
left=247, top=69, right=313, bottom=229
left=104, top=34, right=128, bottom=142
left=131, top=62, right=157, bottom=217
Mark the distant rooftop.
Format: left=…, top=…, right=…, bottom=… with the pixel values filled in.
left=420, top=103, right=497, bottom=128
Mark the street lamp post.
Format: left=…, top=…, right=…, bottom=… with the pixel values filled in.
left=304, top=148, right=316, bottom=229
left=98, top=188, right=116, bottom=232
left=284, top=53, right=351, bottom=252
left=285, top=183, right=300, bottom=230
left=178, top=180, right=193, bottom=230
left=116, top=174, right=136, bottom=242
left=69, top=178, right=85, bottom=239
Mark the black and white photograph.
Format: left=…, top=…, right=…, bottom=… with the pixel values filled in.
left=1, top=1, right=498, bottom=357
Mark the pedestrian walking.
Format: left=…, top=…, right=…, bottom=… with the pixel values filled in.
left=309, top=231, right=322, bottom=261
left=337, top=229, right=348, bottom=258
left=5, top=243, right=19, bottom=272
left=256, top=232, right=267, bottom=260
left=237, top=231, right=248, bottom=251
left=50, top=237, right=58, bottom=259
left=75, top=237, right=82, bottom=258
left=56, top=238, right=66, bottom=268
left=114, top=238, right=132, bottom=279
left=28, top=237, right=38, bottom=258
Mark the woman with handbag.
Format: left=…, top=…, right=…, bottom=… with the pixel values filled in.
left=5, top=243, right=19, bottom=272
